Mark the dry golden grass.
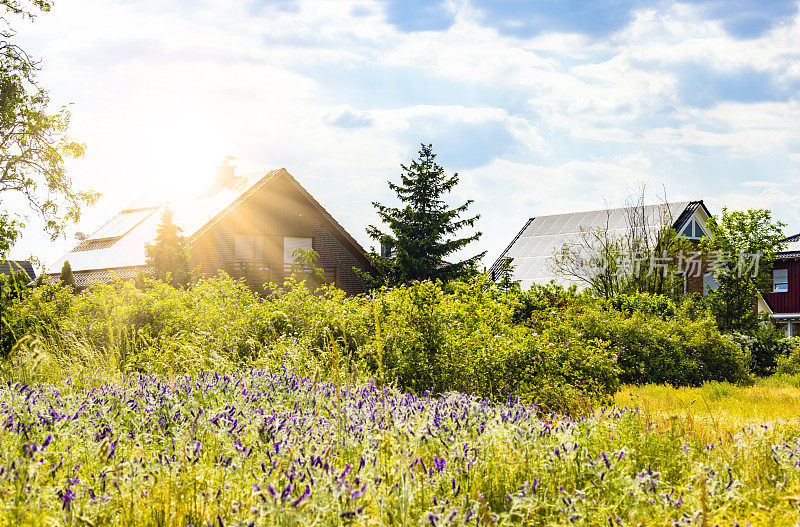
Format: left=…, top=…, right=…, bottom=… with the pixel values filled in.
left=615, top=376, right=800, bottom=444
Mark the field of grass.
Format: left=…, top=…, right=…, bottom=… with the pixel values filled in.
left=0, top=370, right=799, bottom=526
left=616, top=376, right=800, bottom=443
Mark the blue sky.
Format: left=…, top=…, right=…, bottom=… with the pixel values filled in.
left=8, top=0, right=800, bottom=268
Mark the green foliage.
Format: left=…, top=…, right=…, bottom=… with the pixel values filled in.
left=0, top=2, right=99, bottom=239
left=0, top=274, right=72, bottom=359
left=58, top=259, right=75, bottom=291
left=0, top=267, right=759, bottom=413
left=510, top=281, right=583, bottom=323
left=550, top=199, right=693, bottom=299
left=775, top=338, right=800, bottom=375
left=0, top=211, right=21, bottom=259
left=367, top=144, right=485, bottom=286
left=569, top=302, right=751, bottom=386
left=608, top=292, right=677, bottom=319
left=701, top=208, right=786, bottom=332
left=288, top=248, right=326, bottom=288
left=0, top=272, right=623, bottom=413
left=144, top=206, right=191, bottom=287
left=728, top=325, right=797, bottom=376
left=363, top=277, right=619, bottom=413
left=494, top=257, right=520, bottom=292
left=514, top=290, right=752, bottom=386
left=0, top=263, right=32, bottom=355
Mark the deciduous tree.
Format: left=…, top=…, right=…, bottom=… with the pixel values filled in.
left=700, top=208, right=786, bottom=332
left=1, top=0, right=98, bottom=252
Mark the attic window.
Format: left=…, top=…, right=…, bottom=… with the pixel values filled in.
left=284, top=237, right=313, bottom=264
left=681, top=219, right=706, bottom=240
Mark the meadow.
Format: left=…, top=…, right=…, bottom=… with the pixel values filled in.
left=2, top=274, right=800, bottom=524
left=1, top=370, right=800, bottom=526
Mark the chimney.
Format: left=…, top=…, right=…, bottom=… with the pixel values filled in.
left=215, top=156, right=236, bottom=188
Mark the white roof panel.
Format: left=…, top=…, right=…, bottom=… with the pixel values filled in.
left=47, top=170, right=281, bottom=275
left=494, top=201, right=696, bottom=289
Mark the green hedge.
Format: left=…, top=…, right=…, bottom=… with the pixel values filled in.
left=1, top=274, right=754, bottom=413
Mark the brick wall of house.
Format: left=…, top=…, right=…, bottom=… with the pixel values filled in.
left=189, top=218, right=235, bottom=277
left=313, top=218, right=368, bottom=295
left=685, top=258, right=712, bottom=295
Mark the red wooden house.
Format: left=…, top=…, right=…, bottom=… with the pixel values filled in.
left=764, top=233, right=800, bottom=336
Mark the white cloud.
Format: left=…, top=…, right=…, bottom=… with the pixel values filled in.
left=7, top=0, right=800, bottom=267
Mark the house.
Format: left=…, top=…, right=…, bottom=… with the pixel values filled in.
left=763, top=233, right=800, bottom=336
left=0, top=260, right=36, bottom=281
left=488, top=201, right=714, bottom=293
left=45, top=163, right=376, bottom=295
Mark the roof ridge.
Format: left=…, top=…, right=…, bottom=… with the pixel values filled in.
left=529, top=201, right=692, bottom=220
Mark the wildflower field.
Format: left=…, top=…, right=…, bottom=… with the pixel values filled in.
left=2, top=369, right=800, bottom=526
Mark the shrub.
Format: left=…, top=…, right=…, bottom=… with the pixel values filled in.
left=728, top=326, right=797, bottom=376
left=522, top=293, right=752, bottom=386
left=366, top=277, right=619, bottom=413
left=10, top=274, right=739, bottom=413
left=608, top=292, right=677, bottom=319
left=775, top=338, right=800, bottom=375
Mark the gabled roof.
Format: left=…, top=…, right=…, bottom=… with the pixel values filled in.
left=488, top=200, right=707, bottom=289
left=47, top=168, right=371, bottom=276
left=0, top=260, right=35, bottom=280
left=777, top=233, right=800, bottom=260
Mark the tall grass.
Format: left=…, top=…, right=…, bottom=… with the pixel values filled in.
left=616, top=377, right=800, bottom=443
left=0, top=370, right=798, bottom=525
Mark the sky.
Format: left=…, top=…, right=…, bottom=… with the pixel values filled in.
left=7, top=0, right=800, bottom=270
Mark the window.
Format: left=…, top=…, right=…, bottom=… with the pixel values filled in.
left=703, top=272, right=719, bottom=296
left=233, top=234, right=255, bottom=269
left=236, top=234, right=284, bottom=272
left=693, top=220, right=705, bottom=238
left=284, top=237, right=313, bottom=264
left=773, top=268, right=789, bottom=293
left=681, top=219, right=706, bottom=239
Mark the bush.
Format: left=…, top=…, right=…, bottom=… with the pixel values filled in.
left=2, top=274, right=622, bottom=414
left=519, top=292, right=753, bottom=387
left=775, top=338, right=800, bottom=375
left=364, top=278, right=619, bottom=413
left=6, top=274, right=748, bottom=413
left=729, top=326, right=797, bottom=376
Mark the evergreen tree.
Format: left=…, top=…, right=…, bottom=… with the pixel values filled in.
left=145, top=206, right=191, bottom=287
left=59, top=260, right=75, bottom=291
left=495, top=258, right=520, bottom=292
left=366, top=144, right=485, bottom=285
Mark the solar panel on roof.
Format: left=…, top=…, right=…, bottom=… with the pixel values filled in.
left=564, top=213, right=585, bottom=233
left=89, top=209, right=157, bottom=241
left=514, top=259, right=535, bottom=279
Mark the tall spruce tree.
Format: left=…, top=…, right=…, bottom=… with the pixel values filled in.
left=144, top=206, right=191, bottom=288
left=366, top=144, right=485, bottom=285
